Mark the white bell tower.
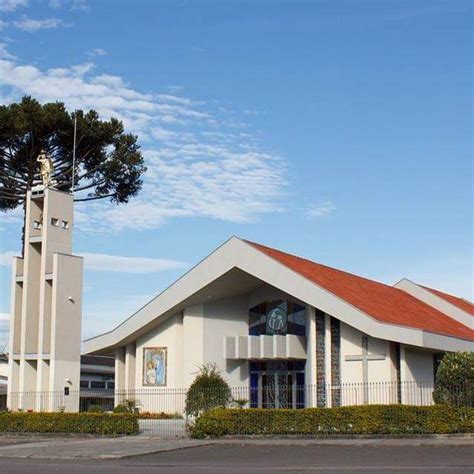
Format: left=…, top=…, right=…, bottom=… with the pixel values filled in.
left=8, top=185, right=83, bottom=412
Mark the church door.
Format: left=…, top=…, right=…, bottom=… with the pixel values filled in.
left=250, top=361, right=305, bottom=409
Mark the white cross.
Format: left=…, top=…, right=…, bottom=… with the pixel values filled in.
left=345, top=336, right=385, bottom=403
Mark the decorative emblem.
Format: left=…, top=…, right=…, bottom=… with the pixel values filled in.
left=267, top=307, right=287, bottom=332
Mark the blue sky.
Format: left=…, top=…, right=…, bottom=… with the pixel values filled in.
left=0, top=0, right=472, bottom=348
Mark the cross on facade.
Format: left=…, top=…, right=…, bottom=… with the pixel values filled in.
left=345, top=336, right=386, bottom=404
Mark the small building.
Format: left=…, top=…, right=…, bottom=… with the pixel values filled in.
left=84, top=237, right=473, bottom=411
left=79, top=355, right=115, bottom=412
left=0, top=354, right=8, bottom=410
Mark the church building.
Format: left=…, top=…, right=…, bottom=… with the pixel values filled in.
left=84, top=237, right=473, bottom=410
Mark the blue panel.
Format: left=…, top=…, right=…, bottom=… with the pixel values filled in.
left=250, top=373, right=259, bottom=408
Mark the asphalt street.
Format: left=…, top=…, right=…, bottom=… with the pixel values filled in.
left=0, top=443, right=472, bottom=473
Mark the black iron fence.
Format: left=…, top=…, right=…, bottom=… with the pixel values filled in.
left=4, top=381, right=472, bottom=437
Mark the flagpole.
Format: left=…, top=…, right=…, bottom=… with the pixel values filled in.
left=71, top=113, right=77, bottom=193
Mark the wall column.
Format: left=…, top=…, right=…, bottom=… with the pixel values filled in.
left=330, top=317, right=341, bottom=407
left=315, top=309, right=326, bottom=407
left=305, top=305, right=316, bottom=407
left=399, top=344, right=407, bottom=404
left=324, top=313, right=332, bottom=407
left=125, top=343, right=136, bottom=394
left=114, top=347, right=125, bottom=406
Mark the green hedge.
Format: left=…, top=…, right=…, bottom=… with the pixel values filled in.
left=189, top=405, right=474, bottom=439
left=0, top=412, right=139, bottom=435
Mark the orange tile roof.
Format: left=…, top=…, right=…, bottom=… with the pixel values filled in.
left=246, top=240, right=474, bottom=342
left=421, top=285, right=474, bottom=316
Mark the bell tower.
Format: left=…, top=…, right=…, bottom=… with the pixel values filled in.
left=8, top=185, right=83, bottom=412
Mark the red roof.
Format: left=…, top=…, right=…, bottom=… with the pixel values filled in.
left=246, top=240, right=474, bottom=342
left=421, top=285, right=474, bottom=316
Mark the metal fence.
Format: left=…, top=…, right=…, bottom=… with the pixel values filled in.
left=5, top=381, right=472, bottom=437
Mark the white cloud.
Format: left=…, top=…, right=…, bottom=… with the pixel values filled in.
left=71, top=0, right=87, bottom=10
left=0, top=0, right=27, bottom=12
left=82, top=293, right=152, bottom=341
left=305, top=201, right=336, bottom=218
left=0, top=19, right=8, bottom=30
left=48, top=0, right=87, bottom=10
left=0, top=250, right=187, bottom=273
left=88, top=48, right=106, bottom=57
left=0, top=48, right=288, bottom=232
left=13, top=17, right=68, bottom=32
left=0, top=251, right=18, bottom=266
left=81, top=252, right=187, bottom=273
left=0, top=42, right=16, bottom=60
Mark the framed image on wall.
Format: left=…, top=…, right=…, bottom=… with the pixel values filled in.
left=143, top=347, right=167, bottom=386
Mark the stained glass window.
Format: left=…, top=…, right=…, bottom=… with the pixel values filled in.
left=249, top=300, right=306, bottom=336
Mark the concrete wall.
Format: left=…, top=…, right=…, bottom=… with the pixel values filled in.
left=340, top=322, right=393, bottom=383
left=402, top=346, right=435, bottom=405
left=203, top=294, right=249, bottom=387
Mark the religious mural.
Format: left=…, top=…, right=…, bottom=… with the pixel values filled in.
left=143, top=347, right=167, bottom=386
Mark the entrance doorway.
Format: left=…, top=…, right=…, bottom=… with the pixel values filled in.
left=250, top=361, right=305, bottom=409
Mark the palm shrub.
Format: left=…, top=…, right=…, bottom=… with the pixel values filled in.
left=185, top=364, right=232, bottom=417
left=113, top=399, right=139, bottom=414
left=433, top=352, right=474, bottom=407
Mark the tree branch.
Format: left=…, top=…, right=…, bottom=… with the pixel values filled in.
left=72, top=178, right=107, bottom=193
left=74, top=193, right=115, bottom=202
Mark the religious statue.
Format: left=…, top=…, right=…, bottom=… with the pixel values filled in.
left=37, top=149, right=55, bottom=187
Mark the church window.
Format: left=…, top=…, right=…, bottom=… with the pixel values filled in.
left=249, top=360, right=305, bottom=408
left=61, top=220, right=69, bottom=229
left=249, top=300, right=306, bottom=336
left=51, top=218, right=59, bottom=227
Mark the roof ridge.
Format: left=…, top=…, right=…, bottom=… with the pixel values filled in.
left=421, top=284, right=474, bottom=306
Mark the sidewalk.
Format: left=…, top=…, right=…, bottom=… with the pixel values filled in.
left=0, top=435, right=472, bottom=460
left=0, top=436, right=212, bottom=459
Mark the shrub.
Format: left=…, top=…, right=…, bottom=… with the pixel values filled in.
left=433, top=352, right=474, bottom=407
left=185, top=364, right=232, bottom=417
left=87, top=405, right=105, bottom=413
left=113, top=399, right=139, bottom=414
left=232, top=398, right=248, bottom=409
left=188, top=405, right=474, bottom=439
left=138, top=411, right=183, bottom=420
left=0, top=412, right=139, bottom=435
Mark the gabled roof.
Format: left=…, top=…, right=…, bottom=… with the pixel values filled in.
left=84, top=236, right=474, bottom=355
left=246, top=240, right=474, bottom=342
left=421, top=285, right=474, bottom=316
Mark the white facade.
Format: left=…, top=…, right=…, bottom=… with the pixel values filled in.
left=84, top=237, right=473, bottom=412
left=8, top=187, right=83, bottom=412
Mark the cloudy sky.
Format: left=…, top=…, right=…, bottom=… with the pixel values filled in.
left=0, top=0, right=472, bottom=349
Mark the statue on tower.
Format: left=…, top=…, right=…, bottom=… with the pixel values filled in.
left=37, top=149, right=55, bottom=187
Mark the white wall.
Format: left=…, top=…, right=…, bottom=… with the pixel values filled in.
left=339, top=322, right=397, bottom=405
left=402, top=346, right=435, bottom=405
left=136, top=313, right=183, bottom=389
left=203, top=294, right=249, bottom=387
left=340, top=322, right=393, bottom=384
left=134, top=313, right=184, bottom=413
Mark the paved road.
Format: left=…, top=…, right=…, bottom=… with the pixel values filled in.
left=0, top=443, right=472, bottom=473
